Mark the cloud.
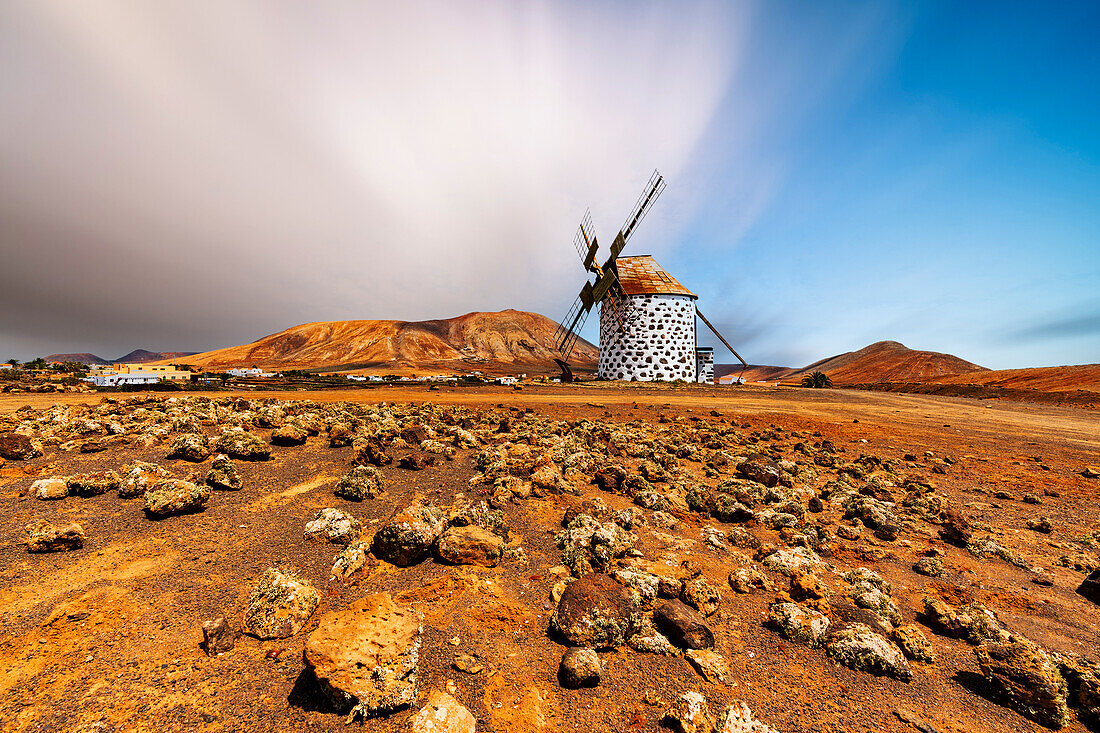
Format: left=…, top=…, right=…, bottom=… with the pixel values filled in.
left=1009, top=310, right=1100, bottom=341
left=0, top=0, right=746, bottom=358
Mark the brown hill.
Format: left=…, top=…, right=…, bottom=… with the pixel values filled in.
left=929, top=364, right=1100, bottom=393
left=167, top=310, right=597, bottom=373
left=44, top=353, right=109, bottom=366
left=718, top=341, right=986, bottom=385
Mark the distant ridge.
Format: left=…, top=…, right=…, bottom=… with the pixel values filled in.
left=718, top=341, right=987, bottom=384
left=45, top=350, right=198, bottom=365
left=159, top=310, right=598, bottom=373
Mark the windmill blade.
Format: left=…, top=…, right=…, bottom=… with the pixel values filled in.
left=555, top=295, right=592, bottom=363
left=620, top=169, right=666, bottom=244
left=572, top=210, right=599, bottom=271
left=696, top=306, right=748, bottom=381
left=590, top=268, right=618, bottom=303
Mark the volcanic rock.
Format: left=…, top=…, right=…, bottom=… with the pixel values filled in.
left=737, top=455, right=782, bottom=487
left=331, top=541, right=370, bottom=580
left=435, top=525, right=504, bottom=567
left=371, top=501, right=446, bottom=566
left=1077, top=568, right=1100, bottom=605
left=214, top=429, right=271, bottom=461
left=825, top=623, right=911, bottom=681
left=399, top=452, right=438, bottom=470
left=975, top=637, right=1068, bottom=728
left=0, top=432, right=42, bottom=460
left=205, top=454, right=241, bottom=491
left=304, top=508, right=362, bottom=545
left=680, top=576, right=722, bottom=617
left=662, top=691, right=715, bottom=733
left=303, top=592, right=421, bottom=719
left=686, top=648, right=730, bottom=685
left=67, top=470, right=120, bottom=497
left=143, top=479, right=210, bottom=517
left=892, top=624, right=935, bottom=663
left=120, top=461, right=171, bottom=498
left=31, top=477, right=69, bottom=500
left=654, top=599, right=714, bottom=650
left=167, top=433, right=210, bottom=462
left=25, top=519, right=84, bottom=552
left=354, top=439, right=392, bottom=467
left=242, top=567, right=320, bottom=639
left=411, top=691, right=475, bottom=733
left=768, top=602, right=830, bottom=647
left=939, top=508, right=973, bottom=546
left=271, top=423, right=308, bottom=446
left=716, top=701, right=782, bottom=733
left=201, top=616, right=239, bottom=655
left=551, top=573, right=640, bottom=649
left=559, top=647, right=601, bottom=688
left=334, top=465, right=386, bottom=501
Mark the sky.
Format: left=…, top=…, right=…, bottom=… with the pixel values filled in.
left=1, top=0, right=1096, bottom=368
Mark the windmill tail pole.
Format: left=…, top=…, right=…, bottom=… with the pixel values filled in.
left=695, top=307, right=748, bottom=382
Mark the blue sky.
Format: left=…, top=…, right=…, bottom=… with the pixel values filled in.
left=1, top=1, right=1096, bottom=368
left=658, top=0, right=1099, bottom=368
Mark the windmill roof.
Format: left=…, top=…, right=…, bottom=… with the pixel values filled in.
left=615, top=256, right=696, bottom=298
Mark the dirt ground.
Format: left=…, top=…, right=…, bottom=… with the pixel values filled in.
left=1, top=383, right=1098, bottom=733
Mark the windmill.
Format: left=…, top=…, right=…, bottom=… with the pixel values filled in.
left=554, top=170, right=749, bottom=384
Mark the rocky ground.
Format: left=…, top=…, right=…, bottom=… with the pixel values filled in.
left=0, top=384, right=1098, bottom=733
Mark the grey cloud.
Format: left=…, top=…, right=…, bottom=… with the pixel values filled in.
left=1009, top=311, right=1100, bottom=342
left=0, top=0, right=744, bottom=359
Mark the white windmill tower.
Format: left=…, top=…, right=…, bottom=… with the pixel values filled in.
left=554, top=171, right=747, bottom=383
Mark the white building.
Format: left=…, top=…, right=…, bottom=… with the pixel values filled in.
left=495, top=376, right=517, bottom=385
left=227, top=367, right=266, bottom=378
left=695, top=347, right=714, bottom=384
left=85, top=373, right=161, bottom=386
left=597, top=256, right=698, bottom=381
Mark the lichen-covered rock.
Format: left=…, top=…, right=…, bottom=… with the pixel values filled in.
left=715, top=701, right=781, bottom=733
left=761, top=546, right=822, bottom=576
left=826, top=623, right=911, bottom=681
left=737, top=455, right=782, bottom=487
left=167, top=433, right=210, bottom=462
left=975, top=637, right=1068, bottom=729
left=371, top=501, right=446, bottom=566
left=655, top=599, right=714, bottom=650
left=729, top=568, right=770, bottom=594
left=556, top=514, right=635, bottom=576
left=663, top=691, right=715, bottom=733
left=328, top=422, right=355, bottom=447
left=893, top=624, right=935, bottom=663
left=627, top=619, right=678, bottom=655
left=205, top=453, right=241, bottom=491
left=241, top=567, right=320, bottom=639
left=913, top=556, right=944, bottom=577
left=551, top=573, right=640, bottom=649
left=0, top=432, right=42, bottom=460
left=119, top=461, right=171, bottom=498
left=411, top=690, right=475, bottom=733
left=214, top=429, right=271, bottom=460
left=922, top=598, right=1008, bottom=645
left=686, top=648, right=729, bottom=685
left=681, top=577, right=722, bottom=617
left=271, top=423, right=308, bottom=446
left=31, top=477, right=69, bottom=500
left=304, top=508, right=362, bottom=545
left=143, top=479, right=210, bottom=517
left=435, top=525, right=503, bottom=567
left=25, top=519, right=84, bottom=552
left=304, top=592, right=421, bottom=720
left=559, top=647, right=601, bottom=688
left=66, top=470, right=121, bottom=497
left=845, top=568, right=901, bottom=628
left=768, top=602, right=830, bottom=647
left=334, top=465, right=386, bottom=501
left=331, top=540, right=370, bottom=580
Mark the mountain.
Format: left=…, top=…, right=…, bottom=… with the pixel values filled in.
left=165, top=310, right=597, bottom=373
left=718, top=341, right=987, bottom=384
left=928, top=364, right=1100, bottom=393
left=44, top=350, right=198, bottom=365
left=44, top=353, right=110, bottom=366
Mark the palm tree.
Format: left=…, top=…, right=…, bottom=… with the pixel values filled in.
left=801, top=370, right=832, bottom=388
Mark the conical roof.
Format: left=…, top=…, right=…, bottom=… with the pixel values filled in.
left=614, top=255, right=696, bottom=298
